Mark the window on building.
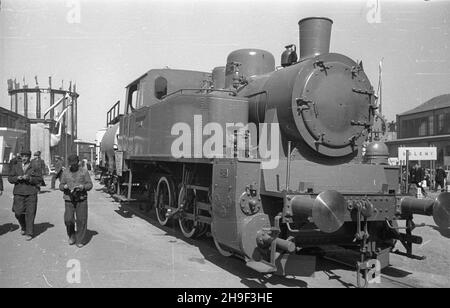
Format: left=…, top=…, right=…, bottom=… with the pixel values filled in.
left=428, top=115, right=434, bottom=135
left=401, top=116, right=430, bottom=138
left=418, top=118, right=427, bottom=136
left=437, top=113, right=445, bottom=134
left=446, top=112, right=450, bottom=134
left=0, top=114, right=6, bottom=127
left=401, top=120, right=409, bottom=138
left=155, top=77, right=168, bottom=100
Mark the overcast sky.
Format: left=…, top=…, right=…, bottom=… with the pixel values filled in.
left=1, top=0, right=449, bottom=142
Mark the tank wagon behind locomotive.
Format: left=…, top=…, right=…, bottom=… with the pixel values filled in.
left=99, top=122, right=120, bottom=190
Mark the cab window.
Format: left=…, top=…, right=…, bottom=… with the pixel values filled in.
left=155, top=76, right=167, bottom=99
left=127, top=83, right=138, bottom=113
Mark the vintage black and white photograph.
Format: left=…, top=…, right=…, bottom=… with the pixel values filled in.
left=0, top=0, right=449, bottom=291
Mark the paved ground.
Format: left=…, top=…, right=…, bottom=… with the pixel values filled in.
left=0, top=176, right=449, bottom=288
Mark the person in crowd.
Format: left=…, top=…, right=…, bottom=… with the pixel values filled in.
left=59, top=154, right=93, bottom=248
left=435, top=165, right=447, bottom=192
left=408, top=163, right=427, bottom=197
left=81, top=159, right=88, bottom=171
left=51, top=156, right=64, bottom=190
left=32, top=151, right=47, bottom=190
left=425, top=169, right=431, bottom=188
left=9, top=153, right=21, bottom=165
left=7, top=150, right=43, bottom=240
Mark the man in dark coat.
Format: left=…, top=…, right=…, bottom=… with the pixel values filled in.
left=51, top=156, right=64, bottom=189
left=8, top=150, right=43, bottom=240
left=408, top=163, right=427, bottom=197
left=435, top=166, right=447, bottom=192
left=32, top=151, right=47, bottom=189
left=59, top=154, right=93, bottom=247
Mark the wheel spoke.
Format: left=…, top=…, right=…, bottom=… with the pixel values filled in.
left=155, top=176, right=173, bottom=226
left=178, top=186, right=197, bottom=238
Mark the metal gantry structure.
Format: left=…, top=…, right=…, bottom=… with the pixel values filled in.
left=7, top=76, right=79, bottom=166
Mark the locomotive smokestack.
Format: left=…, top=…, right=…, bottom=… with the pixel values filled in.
left=298, top=17, right=333, bottom=59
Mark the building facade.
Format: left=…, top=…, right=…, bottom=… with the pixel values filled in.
left=386, top=94, right=450, bottom=168
left=0, top=107, right=30, bottom=174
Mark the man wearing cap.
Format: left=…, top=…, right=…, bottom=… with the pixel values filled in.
left=59, top=154, right=93, bottom=247
left=8, top=150, right=43, bottom=240
left=51, top=156, right=64, bottom=190
left=32, top=151, right=47, bottom=189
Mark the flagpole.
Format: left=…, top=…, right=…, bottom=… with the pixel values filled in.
left=377, top=58, right=383, bottom=115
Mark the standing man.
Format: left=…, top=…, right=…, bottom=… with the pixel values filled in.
left=416, top=164, right=428, bottom=197
left=407, top=164, right=418, bottom=195
left=408, top=163, right=427, bottom=197
left=33, top=151, right=47, bottom=189
left=51, top=156, right=63, bottom=190
left=8, top=150, right=43, bottom=240
left=435, top=165, right=447, bottom=192
left=59, top=154, right=93, bottom=247
left=410, top=163, right=427, bottom=197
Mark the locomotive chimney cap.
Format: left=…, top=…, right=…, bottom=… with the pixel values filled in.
left=298, top=17, right=333, bottom=24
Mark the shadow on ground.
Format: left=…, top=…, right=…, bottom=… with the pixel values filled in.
left=38, top=190, right=52, bottom=194
left=114, top=206, right=134, bottom=218
left=84, top=229, right=99, bottom=245
left=381, top=266, right=412, bottom=278
left=0, top=223, right=19, bottom=236
left=34, top=222, right=55, bottom=238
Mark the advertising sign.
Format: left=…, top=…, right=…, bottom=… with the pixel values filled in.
left=398, top=147, right=437, bottom=161
left=388, top=157, right=399, bottom=166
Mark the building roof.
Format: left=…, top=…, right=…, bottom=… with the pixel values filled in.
left=399, top=94, right=450, bottom=116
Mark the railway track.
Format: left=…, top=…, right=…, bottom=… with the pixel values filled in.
left=322, top=255, right=420, bottom=288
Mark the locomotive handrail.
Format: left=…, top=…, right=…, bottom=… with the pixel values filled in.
left=162, top=88, right=237, bottom=99
left=107, top=100, right=122, bottom=126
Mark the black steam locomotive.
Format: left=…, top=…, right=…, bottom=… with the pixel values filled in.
left=99, top=17, right=450, bottom=286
